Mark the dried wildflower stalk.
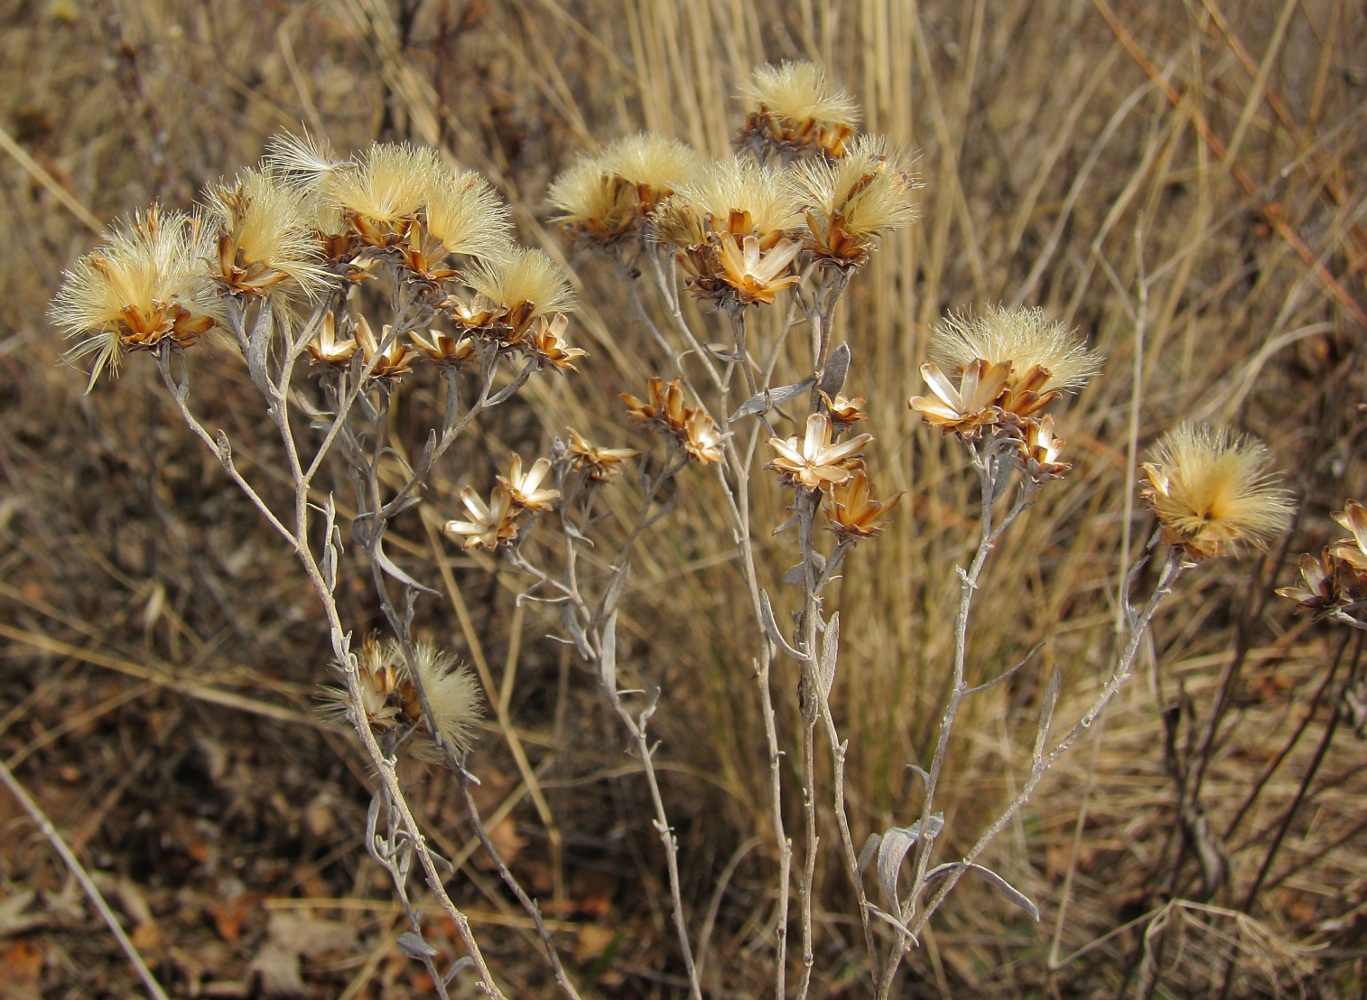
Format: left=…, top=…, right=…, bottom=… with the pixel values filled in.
left=50, top=134, right=606, bottom=998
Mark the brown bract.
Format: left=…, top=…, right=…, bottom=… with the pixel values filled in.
left=767, top=412, right=871, bottom=491
left=825, top=470, right=900, bottom=538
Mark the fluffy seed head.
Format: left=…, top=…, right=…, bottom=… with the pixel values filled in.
left=203, top=167, right=331, bottom=298
left=323, top=141, right=441, bottom=238
left=1140, top=423, right=1294, bottom=560
left=424, top=165, right=512, bottom=260
left=662, top=157, right=802, bottom=244
left=51, top=205, right=220, bottom=388
left=931, top=306, right=1102, bottom=396
left=318, top=639, right=483, bottom=765
left=550, top=135, right=703, bottom=248
left=791, top=134, right=921, bottom=265
left=738, top=61, right=860, bottom=158
left=465, top=247, right=576, bottom=328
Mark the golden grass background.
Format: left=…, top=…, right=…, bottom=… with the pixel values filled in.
left=1, top=0, right=1365, bottom=996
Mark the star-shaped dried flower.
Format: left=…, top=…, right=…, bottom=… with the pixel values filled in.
left=445, top=484, right=520, bottom=551
left=307, top=312, right=357, bottom=368
left=821, top=390, right=867, bottom=426
left=1016, top=415, right=1072, bottom=481
left=1329, top=500, right=1367, bottom=573
left=682, top=408, right=725, bottom=464
left=825, top=470, right=901, bottom=539
left=767, top=412, right=872, bottom=491
left=908, top=359, right=1010, bottom=439
left=497, top=454, right=560, bottom=512
left=1139, top=424, right=1294, bottom=561
left=409, top=328, right=478, bottom=369
left=353, top=315, right=418, bottom=382
left=527, top=313, right=588, bottom=372
left=714, top=231, right=802, bottom=306
left=565, top=428, right=638, bottom=482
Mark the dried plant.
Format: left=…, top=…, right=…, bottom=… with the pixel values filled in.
left=42, top=44, right=1327, bottom=998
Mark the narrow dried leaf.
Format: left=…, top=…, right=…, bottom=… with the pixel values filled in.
left=876, top=813, right=944, bottom=913
left=817, top=612, right=840, bottom=700
left=817, top=342, right=851, bottom=398
left=758, top=590, right=805, bottom=660
left=728, top=376, right=815, bottom=422
left=857, top=833, right=881, bottom=875
left=397, top=931, right=440, bottom=960
left=923, top=862, right=1039, bottom=922
left=374, top=539, right=439, bottom=595
left=600, top=610, right=619, bottom=694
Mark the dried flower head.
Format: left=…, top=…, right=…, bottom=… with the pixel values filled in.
left=424, top=165, right=512, bottom=260
left=714, top=231, right=802, bottom=306
left=737, top=61, right=861, bottom=159
left=351, top=315, right=418, bottom=382
left=682, top=408, right=725, bottom=464
left=622, top=376, right=690, bottom=435
left=445, top=484, right=520, bottom=551
left=1140, top=424, right=1294, bottom=560
left=324, top=141, right=441, bottom=244
left=526, top=313, right=588, bottom=372
left=563, top=428, right=638, bottom=482
left=791, top=134, right=921, bottom=268
left=409, top=327, right=478, bottom=369
left=825, top=470, right=901, bottom=539
left=204, top=167, right=330, bottom=298
left=767, top=412, right=872, bottom=491
left=1330, top=500, right=1367, bottom=573
left=622, top=376, right=724, bottom=463
left=931, top=306, right=1102, bottom=405
left=497, top=454, right=560, bottom=512
left=1279, top=500, right=1367, bottom=624
left=307, top=312, right=357, bottom=368
left=464, top=248, right=576, bottom=338
left=319, top=637, right=483, bottom=764
left=1013, top=415, right=1072, bottom=481
left=821, top=391, right=867, bottom=426
left=550, top=134, right=702, bottom=249
left=908, top=358, right=1010, bottom=439
left=51, top=205, right=220, bottom=389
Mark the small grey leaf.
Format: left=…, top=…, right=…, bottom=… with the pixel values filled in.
left=215, top=430, right=232, bottom=463
left=728, top=376, right=816, bottom=422
left=817, top=612, right=840, bottom=700
left=397, top=931, right=440, bottom=960
left=817, top=342, right=851, bottom=397
left=857, top=833, right=881, bottom=875
left=924, top=863, right=1039, bottom=922
left=375, top=540, right=439, bottom=595
left=600, top=610, right=619, bottom=694
left=875, top=813, right=944, bottom=913
left=782, top=562, right=807, bottom=586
